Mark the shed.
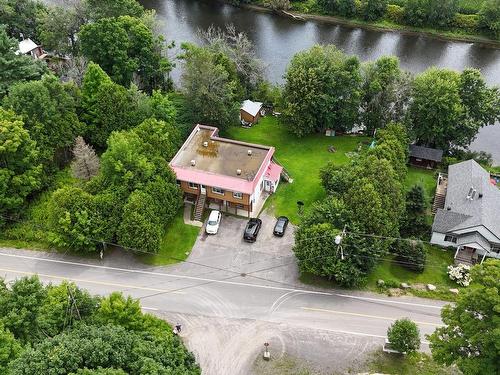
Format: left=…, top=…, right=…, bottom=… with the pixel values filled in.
left=240, top=100, right=263, bottom=124
left=409, top=144, right=443, bottom=169
left=16, top=39, right=44, bottom=59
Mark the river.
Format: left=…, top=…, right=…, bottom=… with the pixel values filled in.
left=141, top=0, right=499, bottom=163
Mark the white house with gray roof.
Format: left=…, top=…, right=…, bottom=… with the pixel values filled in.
left=430, top=160, right=500, bottom=265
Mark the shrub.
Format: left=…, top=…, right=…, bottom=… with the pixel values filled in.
left=362, top=0, right=388, bottom=21
left=387, top=318, right=421, bottom=353
left=386, top=4, right=404, bottom=22
left=394, top=240, right=426, bottom=272
left=447, top=264, right=471, bottom=286
left=454, top=13, right=480, bottom=31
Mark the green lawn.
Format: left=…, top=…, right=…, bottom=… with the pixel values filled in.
left=366, top=351, right=457, bottom=375
left=405, top=167, right=437, bottom=199
left=366, top=245, right=457, bottom=299
left=139, top=209, right=200, bottom=266
left=225, top=116, right=368, bottom=223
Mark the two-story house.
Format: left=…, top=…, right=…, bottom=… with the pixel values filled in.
left=169, top=124, right=282, bottom=219
left=430, top=159, right=500, bottom=265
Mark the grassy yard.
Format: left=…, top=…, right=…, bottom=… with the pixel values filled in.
left=405, top=167, right=436, bottom=199
left=225, top=116, right=368, bottom=223
left=366, top=351, right=458, bottom=375
left=139, top=209, right=200, bottom=266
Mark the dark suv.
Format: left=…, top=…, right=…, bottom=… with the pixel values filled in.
left=243, top=218, right=262, bottom=242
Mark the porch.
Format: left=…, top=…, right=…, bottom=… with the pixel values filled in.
left=454, top=246, right=487, bottom=266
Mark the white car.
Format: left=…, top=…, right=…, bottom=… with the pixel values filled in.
left=205, top=210, right=222, bottom=234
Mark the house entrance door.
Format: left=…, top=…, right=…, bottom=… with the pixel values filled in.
left=200, top=185, right=206, bottom=194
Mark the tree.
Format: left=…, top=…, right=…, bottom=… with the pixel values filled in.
left=180, top=43, right=240, bottom=130
left=36, top=281, right=99, bottom=337
left=0, top=0, right=46, bottom=39
left=404, top=0, right=458, bottom=28
left=37, top=5, right=84, bottom=55
left=0, top=275, right=47, bottom=343
left=199, top=25, right=265, bottom=96
left=265, top=0, right=290, bottom=11
left=8, top=323, right=201, bottom=374
left=320, top=162, right=357, bottom=197
left=92, top=292, right=145, bottom=332
left=0, top=322, right=21, bottom=373
left=132, top=118, right=180, bottom=161
left=479, top=0, right=500, bottom=39
left=0, top=108, right=42, bottom=222
left=408, top=68, right=500, bottom=151
left=0, top=25, right=47, bottom=98
left=79, top=16, right=170, bottom=91
left=406, top=185, right=426, bottom=214
left=360, top=57, right=411, bottom=134
left=71, top=136, right=100, bottom=181
left=394, top=239, right=426, bottom=272
left=282, top=45, right=361, bottom=136
left=428, top=260, right=500, bottom=375
left=3, top=74, right=82, bottom=167
left=117, top=190, right=163, bottom=253
left=387, top=318, right=421, bottom=353
left=362, top=0, right=388, bottom=21
left=86, top=0, right=145, bottom=19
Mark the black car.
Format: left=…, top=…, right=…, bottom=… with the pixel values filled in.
left=273, top=216, right=289, bottom=237
left=243, top=218, right=262, bottom=242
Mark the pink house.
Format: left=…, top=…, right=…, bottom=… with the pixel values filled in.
left=169, top=124, right=282, bottom=217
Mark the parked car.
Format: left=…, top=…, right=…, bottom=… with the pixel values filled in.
left=273, top=216, right=289, bottom=237
left=243, top=218, right=262, bottom=242
left=206, top=210, right=222, bottom=234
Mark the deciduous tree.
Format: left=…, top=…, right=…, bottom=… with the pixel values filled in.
left=86, top=0, right=144, bottom=19
left=282, top=45, right=361, bottom=136
left=0, top=108, right=42, bottom=222
left=428, top=260, right=500, bottom=375
left=387, top=318, right=421, bottom=353
left=361, top=0, right=388, bottom=21
left=479, top=0, right=500, bottom=39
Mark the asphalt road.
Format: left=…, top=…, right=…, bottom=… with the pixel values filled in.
left=0, top=247, right=446, bottom=343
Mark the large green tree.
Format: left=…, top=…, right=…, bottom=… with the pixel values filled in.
left=404, top=0, right=458, bottom=27
left=479, top=0, right=500, bottom=39
left=282, top=45, right=361, bottom=136
left=79, top=16, right=170, bottom=91
left=0, top=321, right=21, bottom=373
left=408, top=67, right=500, bottom=151
left=0, top=26, right=47, bottom=98
left=86, top=0, right=145, bottom=19
left=361, top=0, right=388, bottom=21
left=0, top=108, right=42, bottom=223
left=428, top=260, right=500, bottom=375
left=0, top=0, right=46, bottom=39
left=3, top=74, right=82, bottom=167
left=180, top=43, right=240, bottom=130
left=360, top=56, right=411, bottom=134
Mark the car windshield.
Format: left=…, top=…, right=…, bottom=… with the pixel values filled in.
left=208, top=220, right=217, bottom=226
left=247, top=223, right=256, bottom=230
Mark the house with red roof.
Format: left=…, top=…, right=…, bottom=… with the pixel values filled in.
left=169, top=124, right=282, bottom=218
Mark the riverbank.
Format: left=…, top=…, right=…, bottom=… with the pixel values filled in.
left=235, top=2, right=500, bottom=48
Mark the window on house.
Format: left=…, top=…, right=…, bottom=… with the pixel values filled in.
left=444, top=235, right=457, bottom=243
left=212, top=187, right=224, bottom=195
left=260, top=180, right=264, bottom=191
left=188, top=182, right=198, bottom=189
left=233, top=192, right=243, bottom=199
left=491, top=245, right=500, bottom=254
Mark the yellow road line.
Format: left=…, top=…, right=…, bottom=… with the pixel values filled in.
left=301, top=307, right=442, bottom=327
left=0, top=267, right=185, bottom=294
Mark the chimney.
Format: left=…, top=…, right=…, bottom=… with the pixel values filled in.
left=247, top=150, right=252, bottom=156
left=236, top=169, right=242, bottom=175
left=190, top=159, right=196, bottom=166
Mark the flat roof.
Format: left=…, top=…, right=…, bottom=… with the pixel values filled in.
left=170, top=125, right=272, bottom=181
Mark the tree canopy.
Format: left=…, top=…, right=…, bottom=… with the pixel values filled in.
left=282, top=45, right=362, bottom=137
left=428, top=260, right=500, bottom=375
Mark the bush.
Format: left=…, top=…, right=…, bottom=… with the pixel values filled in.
left=362, top=0, right=388, bottom=21
left=387, top=318, right=421, bottom=353
left=386, top=4, right=404, bottom=22
left=454, top=13, right=480, bottom=31
left=394, top=240, right=426, bottom=272
left=447, top=264, right=471, bottom=286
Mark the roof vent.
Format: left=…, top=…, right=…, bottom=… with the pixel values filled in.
left=190, top=159, right=196, bottom=166
left=247, top=149, right=252, bottom=156
left=236, top=169, right=242, bottom=175
left=203, top=141, right=208, bottom=147
left=447, top=206, right=451, bottom=210
left=478, top=193, right=483, bottom=198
